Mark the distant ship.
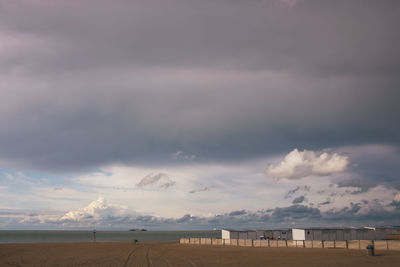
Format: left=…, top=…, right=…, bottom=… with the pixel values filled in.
left=129, top=228, right=147, bottom=231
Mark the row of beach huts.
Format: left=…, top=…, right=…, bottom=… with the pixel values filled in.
left=221, top=227, right=398, bottom=241
left=181, top=227, right=400, bottom=251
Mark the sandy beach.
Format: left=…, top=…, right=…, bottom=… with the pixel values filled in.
left=1, top=242, right=400, bottom=266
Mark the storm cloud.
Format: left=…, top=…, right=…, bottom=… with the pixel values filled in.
left=0, top=0, right=399, bottom=172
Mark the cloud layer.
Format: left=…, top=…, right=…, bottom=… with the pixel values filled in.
left=0, top=0, right=399, bottom=172
left=2, top=196, right=400, bottom=230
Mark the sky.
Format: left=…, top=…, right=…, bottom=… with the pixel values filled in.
left=0, top=0, right=400, bottom=230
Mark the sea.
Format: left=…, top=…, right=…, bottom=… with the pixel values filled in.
left=0, top=230, right=221, bottom=244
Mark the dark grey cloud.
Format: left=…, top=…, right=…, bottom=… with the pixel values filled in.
left=189, top=187, right=210, bottom=194
left=229, top=210, right=247, bottom=216
left=303, top=186, right=311, bottom=192
left=292, top=196, right=306, bottom=204
left=318, top=200, right=331, bottom=206
left=336, top=179, right=375, bottom=194
left=285, top=186, right=311, bottom=200
left=271, top=205, right=321, bottom=220
left=175, top=214, right=193, bottom=223
left=136, top=173, right=176, bottom=189
left=0, top=0, right=399, bottom=172
left=284, top=186, right=300, bottom=199
left=323, top=202, right=363, bottom=221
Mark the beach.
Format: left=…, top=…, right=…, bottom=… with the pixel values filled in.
left=1, top=242, right=400, bottom=266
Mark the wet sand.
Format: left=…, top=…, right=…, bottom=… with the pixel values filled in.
left=1, top=242, right=399, bottom=266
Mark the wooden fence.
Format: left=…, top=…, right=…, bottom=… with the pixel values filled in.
left=179, top=238, right=400, bottom=251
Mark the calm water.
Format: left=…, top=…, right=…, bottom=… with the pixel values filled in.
left=0, top=230, right=221, bottom=244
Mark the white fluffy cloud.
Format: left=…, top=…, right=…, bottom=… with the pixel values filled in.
left=266, top=149, right=349, bottom=179
left=60, top=197, right=130, bottom=222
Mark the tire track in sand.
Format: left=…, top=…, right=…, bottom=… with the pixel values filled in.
left=123, top=245, right=143, bottom=267
left=146, top=247, right=153, bottom=267
left=148, top=247, right=173, bottom=267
